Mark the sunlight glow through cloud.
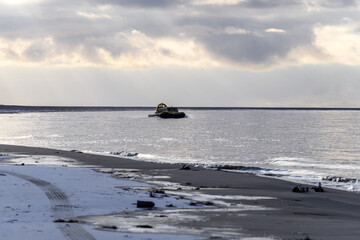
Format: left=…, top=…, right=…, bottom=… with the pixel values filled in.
left=77, top=12, right=112, bottom=19
left=265, top=28, right=286, bottom=33
left=0, top=31, right=218, bottom=68
left=192, top=0, right=245, bottom=5
left=0, top=0, right=40, bottom=5
left=314, top=22, right=360, bottom=65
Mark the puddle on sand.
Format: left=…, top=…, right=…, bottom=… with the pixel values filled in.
left=78, top=209, right=244, bottom=239
left=78, top=207, right=276, bottom=239
left=77, top=169, right=277, bottom=239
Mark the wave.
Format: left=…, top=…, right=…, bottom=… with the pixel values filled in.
left=109, top=151, right=139, bottom=157
left=0, top=154, right=14, bottom=159
left=322, top=176, right=358, bottom=183
left=267, top=157, right=360, bottom=171
left=99, top=151, right=360, bottom=193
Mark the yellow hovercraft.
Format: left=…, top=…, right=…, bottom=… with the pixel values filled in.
left=148, top=103, right=186, bottom=119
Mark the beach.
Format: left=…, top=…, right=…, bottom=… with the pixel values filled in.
left=3, top=0, right=360, bottom=238
left=1, top=144, right=360, bottom=239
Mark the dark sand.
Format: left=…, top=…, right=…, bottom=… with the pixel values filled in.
left=1, top=144, right=360, bottom=240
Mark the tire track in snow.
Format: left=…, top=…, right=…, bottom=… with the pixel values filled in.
left=2, top=171, right=96, bottom=240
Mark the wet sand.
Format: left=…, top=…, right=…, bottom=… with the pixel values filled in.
left=1, top=144, right=360, bottom=239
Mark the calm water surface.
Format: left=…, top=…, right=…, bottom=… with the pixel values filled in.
left=1, top=110, right=360, bottom=192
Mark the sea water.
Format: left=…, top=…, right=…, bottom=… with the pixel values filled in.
left=1, top=110, right=360, bottom=192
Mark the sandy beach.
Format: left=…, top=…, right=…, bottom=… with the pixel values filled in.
left=1, top=144, right=360, bottom=240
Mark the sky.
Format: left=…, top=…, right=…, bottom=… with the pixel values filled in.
left=1, top=0, right=360, bottom=107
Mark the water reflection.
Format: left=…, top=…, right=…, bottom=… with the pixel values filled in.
left=0, top=110, right=360, bottom=184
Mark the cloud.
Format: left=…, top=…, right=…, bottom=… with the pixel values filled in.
left=77, top=11, right=112, bottom=19
left=0, top=0, right=41, bottom=5
left=224, top=26, right=250, bottom=35
left=304, top=0, right=359, bottom=11
left=0, top=30, right=218, bottom=68
left=313, top=22, right=360, bottom=65
left=240, top=0, right=302, bottom=8
left=100, top=0, right=186, bottom=8
left=192, top=0, right=245, bottom=6
left=1, top=0, right=360, bottom=70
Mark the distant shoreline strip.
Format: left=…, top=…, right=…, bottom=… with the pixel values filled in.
left=1, top=105, right=360, bottom=113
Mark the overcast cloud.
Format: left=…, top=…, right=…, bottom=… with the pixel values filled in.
left=1, top=0, right=360, bottom=106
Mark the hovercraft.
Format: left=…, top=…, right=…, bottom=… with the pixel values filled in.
left=148, top=103, right=185, bottom=119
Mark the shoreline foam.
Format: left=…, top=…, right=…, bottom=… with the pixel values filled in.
left=77, top=149, right=360, bottom=193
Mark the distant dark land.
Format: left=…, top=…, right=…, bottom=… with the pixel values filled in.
left=1, top=104, right=360, bottom=113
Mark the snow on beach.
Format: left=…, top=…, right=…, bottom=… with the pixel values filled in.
left=0, top=154, right=276, bottom=240
left=0, top=155, right=200, bottom=240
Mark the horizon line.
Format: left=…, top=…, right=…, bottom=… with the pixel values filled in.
left=1, top=104, right=360, bottom=111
